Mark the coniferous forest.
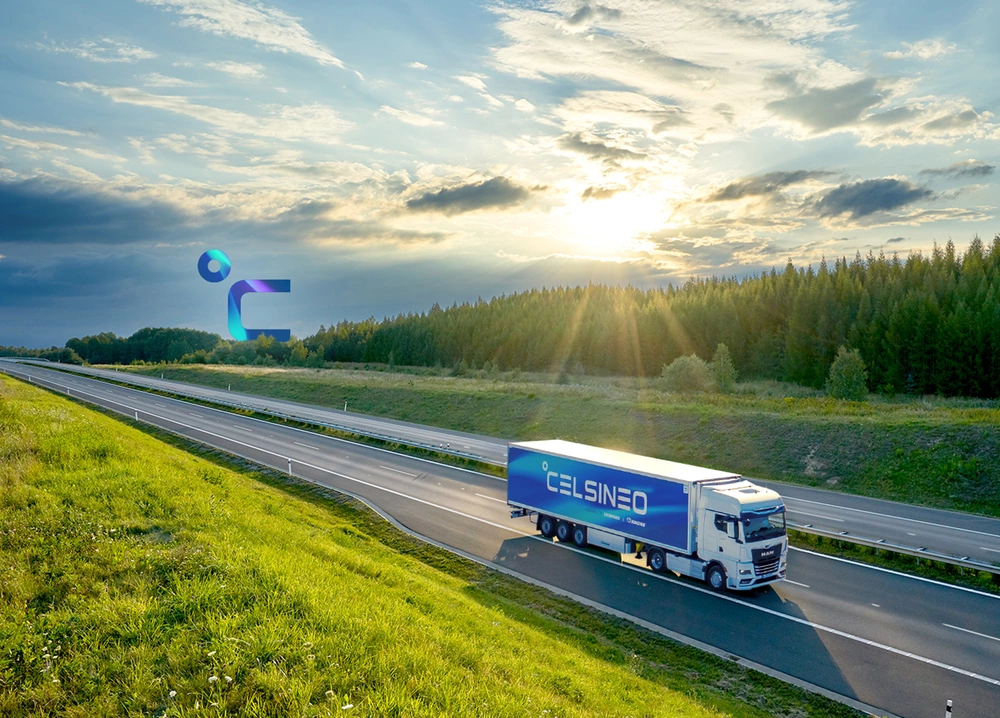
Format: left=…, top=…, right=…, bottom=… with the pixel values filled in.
left=8, top=236, right=1000, bottom=399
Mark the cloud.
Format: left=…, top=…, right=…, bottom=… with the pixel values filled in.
left=408, top=61, right=428, bottom=70
left=205, top=60, right=266, bottom=79
left=454, top=74, right=488, bottom=92
left=406, top=176, right=536, bottom=215
left=0, top=178, right=191, bottom=244
left=564, top=3, right=623, bottom=29
left=886, top=236, right=906, bottom=243
left=35, top=37, right=156, bottom=63
left=138, top=73, right=200, bottom=87
left=884, top=39, right=956, bottom=60
left=704, top=170, right=834, bottom=201
left=514, top=98, right=535, bottom=113
left=139, top=0, right=344, bottom=68
left=270, top=200, right=448, bottom=245
left=0, top=119, right=84, bottom=137
left=65, top=82, right=353, bottom=144
left=920, top=159, right=995, bottom=180
left=767, top=78, right=890, bottom=133
left=555, top=91, right=691, bottom=135
left=558, top=132, right=644, bottom=164
left=815, top=178, right=934, bottom=220
left=581, top=185, right=622, bottom=200
left=379, top=105, right=444, bottom=127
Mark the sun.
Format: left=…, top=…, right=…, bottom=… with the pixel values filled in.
left=560, top=187, right=673, bottom=257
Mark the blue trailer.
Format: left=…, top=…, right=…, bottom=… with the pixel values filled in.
left=507, top=440, right=787, bottom=591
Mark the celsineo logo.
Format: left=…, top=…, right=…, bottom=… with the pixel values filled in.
left=543, top=461, right=648, bottom=515
left=198, top=249, right=291, bottom=342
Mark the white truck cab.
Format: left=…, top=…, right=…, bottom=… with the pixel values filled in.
left=697, top=480, right=787, bottom=590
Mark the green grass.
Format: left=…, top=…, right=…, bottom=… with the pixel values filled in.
left=123, top=364, right=1000, bottom=519
left=0, top=374, right=863, bottom=717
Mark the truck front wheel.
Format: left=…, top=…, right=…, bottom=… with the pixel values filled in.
left=647, top=548, right=666, bottom=573
left=555, top=521, right=573, bottom=542
left=706, top=564, right=727, bottom=591
left=538, top=515, right=557, bottom=538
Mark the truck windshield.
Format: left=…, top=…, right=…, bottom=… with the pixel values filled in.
left=742, top=509, right=786, bottom=542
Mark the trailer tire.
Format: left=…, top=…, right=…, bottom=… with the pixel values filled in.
left=572, top=525, right=587, bottom=547
left=706, top=564, right=727, bottom=591
left=538, top=515, right=557, bottom=538
left=555, top=521, right=573, bottom=542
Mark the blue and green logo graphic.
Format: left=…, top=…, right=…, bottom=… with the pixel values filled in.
left=198, top=250, right=291, bottom=342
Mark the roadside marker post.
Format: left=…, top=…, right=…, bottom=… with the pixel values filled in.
left=946, top=699, right=953, bottom=717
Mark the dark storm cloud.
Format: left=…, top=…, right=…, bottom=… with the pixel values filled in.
left=704, top=170, right=834, bottom=202
left=815, top=178, right=933, bottom=220
left=767, top=78, right=888, bottom=133
left=405, top=176, right=537, bottom=216
left=559, top=133, right=645, bottom=163
left=920, top=159, right=995, bottom=180
left=0, top=178, right=190, bottom=244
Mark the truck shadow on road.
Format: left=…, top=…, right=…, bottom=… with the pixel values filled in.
left=490, top=535, right=867, bottom=710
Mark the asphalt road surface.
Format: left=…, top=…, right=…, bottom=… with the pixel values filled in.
left=10, top=360, right=1000, bottom=567
left=3, top=361, right=1000, bottom=718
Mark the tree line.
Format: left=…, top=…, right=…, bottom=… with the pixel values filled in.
left=17, top=234, right=1000, bottom=399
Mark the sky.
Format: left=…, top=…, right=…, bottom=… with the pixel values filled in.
left=2, top=0, right=999, bottom=347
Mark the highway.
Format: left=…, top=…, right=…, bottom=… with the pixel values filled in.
left=3, top=361, right=1000, bottom=718
left=10, top=360, right=1000, bottom=568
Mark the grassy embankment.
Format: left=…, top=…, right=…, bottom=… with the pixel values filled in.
left=0, top=374, right=862, bottom=717
left=126, top=364, right=1000, bottom=519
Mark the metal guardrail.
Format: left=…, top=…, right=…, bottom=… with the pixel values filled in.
left=4, top=361, right=507, bottom=467
left=788, top=521, right=1000, bottom=576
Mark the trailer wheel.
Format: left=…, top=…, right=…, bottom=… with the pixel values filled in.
left=572, top=525, right=587, bottom=547
left=555, top=521, right=573, bottom=543
left=647, top=548, right=666, bottom=573
left=706, top=564, right=727, bottom=591
left=538, top=515, right=557, bottom=538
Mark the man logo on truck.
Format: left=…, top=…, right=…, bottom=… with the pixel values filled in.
left=543, top=461, right=648, bottom=515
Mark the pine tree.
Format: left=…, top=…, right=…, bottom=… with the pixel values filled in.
left=826, top=346, right=868, bottom=401
left=711, top=343, right=737, bottom=393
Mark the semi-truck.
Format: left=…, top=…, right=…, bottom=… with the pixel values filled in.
left=507, top=439, right=787, bottom=591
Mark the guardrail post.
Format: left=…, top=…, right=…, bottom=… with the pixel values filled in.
left=288, top=458, right=292, bottom=476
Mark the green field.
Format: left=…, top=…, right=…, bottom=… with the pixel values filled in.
left=0, top=374, right=862, bottom=717
left=125, top=364, right=1000, bottom=518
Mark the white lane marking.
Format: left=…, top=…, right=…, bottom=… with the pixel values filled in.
left=234, top=426, right=253, bottom=432
left=294, top=441, right=320, bottom=450
left=907, top=532, right=917, bottom=537
left=783, top=579, right=810, bottom=588
left=872, top=604, right=880, bottom=608
left=943, top=624, right=1000, bottom=643
left=789, top=546, right=1000, bottom=600
left=791, top=510, right=845, bottom=523
left=24, top=371, right=1000, bottom=679
left=787, top=496, right=1000, bottom=540
left=380, top=465, right=418, bottom=477
left=475, top=493, right=508, bottom=504
left=981, top=547, right=1000, bottom=554
left=189, top=412, right=200, bottom=417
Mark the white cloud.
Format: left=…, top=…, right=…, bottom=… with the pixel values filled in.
left=454, top=74, right=488, bottom=92
left=139, top=0, right=344, bottom=68
left=379, top=105, right=445, bottom=127
left=138, top=73, right=200, bottom=87
left=0, top=118, right=83, bottom=137
left=884, top=39, right=956, bottom=60
left=205, top=60, right=266, bottom=79
left=447, top=95, right=464, bottom=103
left=515, top=98, right=535, bottom=112
left=65, top=82, right=353, bottom=144
left=50, top=159, right=104, bottom=182
left=35, top=37, right=156, bottom=63
left=408, top=61, right=428, bottom=70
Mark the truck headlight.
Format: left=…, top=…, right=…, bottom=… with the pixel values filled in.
left=739, top=568, right=752, bottom=575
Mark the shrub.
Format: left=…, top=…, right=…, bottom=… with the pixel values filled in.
left=826, top=346, right=868, bottom=400
left=660, top=354, right=717, bottom=393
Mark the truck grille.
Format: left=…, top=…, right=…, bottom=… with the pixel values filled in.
left=754, top=559, right=780, bottom=576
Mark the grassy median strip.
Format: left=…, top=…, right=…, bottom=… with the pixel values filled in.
left=0, top=374, right=863, bottom=717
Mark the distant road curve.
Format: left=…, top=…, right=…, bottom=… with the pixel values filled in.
left=5, top=359, right=1000, bottom=567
